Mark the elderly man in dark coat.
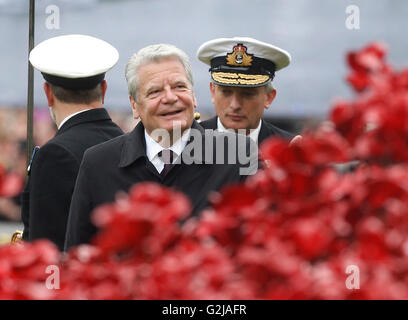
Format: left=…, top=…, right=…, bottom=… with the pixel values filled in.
left=64, top=43, right=257, bottom=250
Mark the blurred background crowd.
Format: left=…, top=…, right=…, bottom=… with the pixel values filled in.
left=0, top=107, right=27, bottom=222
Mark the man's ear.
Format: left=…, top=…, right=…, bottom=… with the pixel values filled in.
left=100, top=80, right=107, bottom=104
left=209, top=82, right=216, bottom=104
left=129, top=95, right=140, bottom=119
left=43, top=82, right=55, bottom=107
left=264, top=88, right=277, bottom=110
left=193, top=94, right=197, bottom=109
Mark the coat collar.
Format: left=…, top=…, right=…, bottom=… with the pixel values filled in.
left=57, top=108, right=111, bottom=135
left=206, top=116, right=265, bottom=143
left=203, top=116, right=218, bottom=130
left=258, top=119, right=269, bottom=144
left=119, top=120, right=205, bottom=168
left=258, top=119, right=295, bottom=143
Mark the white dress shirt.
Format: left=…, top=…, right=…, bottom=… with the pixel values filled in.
left=144, top=128, right=191, bottom=174
left=217, top=117, right=262, bottom=143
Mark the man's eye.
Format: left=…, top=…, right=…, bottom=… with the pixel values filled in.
left=242, top=92, right=256, bottom=98
left=148, top=90, right=160, bottom=96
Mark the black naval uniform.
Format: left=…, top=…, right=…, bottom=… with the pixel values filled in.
left=64, top=120, right=257, bottom=250
left=21, top=108, right=123, bottom=250
left=200, top=116, right=295, bottom=145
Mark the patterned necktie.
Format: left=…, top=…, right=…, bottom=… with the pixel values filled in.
left=158, top=149, right=175, bottom=177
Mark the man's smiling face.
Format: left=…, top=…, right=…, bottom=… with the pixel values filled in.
left=130, top=57, right=196, bottom=136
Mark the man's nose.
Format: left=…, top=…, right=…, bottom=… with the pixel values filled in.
left=229, top=93, right=241, bottom=110
left=161, top=86, right=178, bottom=104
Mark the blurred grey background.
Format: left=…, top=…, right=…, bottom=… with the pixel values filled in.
left=0, top=0, right=407, bottom=120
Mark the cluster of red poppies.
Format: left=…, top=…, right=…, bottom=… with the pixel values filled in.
left=0, top=240, right=60, bottom=299
left=331, top=42, right=408, bottom=164
left=1, top=42, right=408, bottom=299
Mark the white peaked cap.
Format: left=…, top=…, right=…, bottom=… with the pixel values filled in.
left=29, top=34, right=119, bottom=89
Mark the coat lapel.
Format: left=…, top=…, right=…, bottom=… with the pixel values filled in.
left=200, top=116, right=218, bottom=130
left=118, top=121, right=146, bottom=168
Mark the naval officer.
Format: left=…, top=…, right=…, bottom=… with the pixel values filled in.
left=197, top=37, right=301, bottom=145
left=21, top=34, right=124, bottom=250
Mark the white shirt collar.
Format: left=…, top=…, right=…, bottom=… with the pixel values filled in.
left=144, top=128, right=191, bottom=173
left=58, top=109, right=92, bottom=130
left=217, top=117, right=262, bottom=143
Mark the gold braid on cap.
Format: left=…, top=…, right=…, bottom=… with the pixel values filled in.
left=212, top=72, right=269, bottom=85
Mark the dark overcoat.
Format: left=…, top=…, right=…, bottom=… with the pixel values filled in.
left=64, top=120, right=257, bottom=250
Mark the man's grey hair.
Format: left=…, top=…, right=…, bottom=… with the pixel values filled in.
left=125, top=44, right=194, bottom=102
left=264, top=81, right=275, bottom=93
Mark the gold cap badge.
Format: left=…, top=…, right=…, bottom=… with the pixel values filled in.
left=226, top=43, right=253, bottom=67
